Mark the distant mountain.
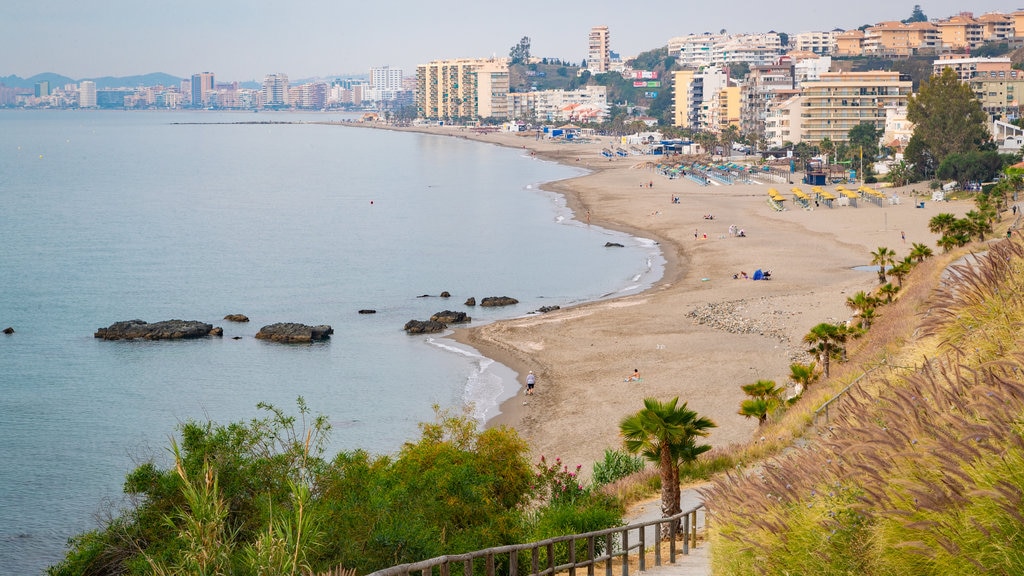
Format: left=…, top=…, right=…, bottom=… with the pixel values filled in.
left=0, top=72, right=182, bottom=89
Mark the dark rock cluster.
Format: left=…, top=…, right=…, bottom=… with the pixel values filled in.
left=255, top=323, right=333, bottom=343
left=480, top=296, right=519, bottom=307
left=94, top=319, right=218, bottom=341
left=404, top=320, right=447, bottom=334
left=430, top=310, right=471, bottom=324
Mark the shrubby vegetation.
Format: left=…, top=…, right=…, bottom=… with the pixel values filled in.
left=50, top=402, right=622, bottom=576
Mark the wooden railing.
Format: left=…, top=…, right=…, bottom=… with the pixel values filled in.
left=365, top=505, right=704, bottom=576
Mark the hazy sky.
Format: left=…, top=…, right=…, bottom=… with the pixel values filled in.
left=3, top=1, right=1016, bottom=81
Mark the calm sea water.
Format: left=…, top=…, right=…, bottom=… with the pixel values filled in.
left=0, top=110, right=663, bottom=574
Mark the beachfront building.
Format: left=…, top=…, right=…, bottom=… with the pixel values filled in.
left=191, top=72, right=214, bottom=108
left=415, top=58, right=509, bottom=121
left=764, top=95, right=804, bottom=148
left=932, top=57, right=1024, bottom=121
left=263, top=73, right=290, bottom=108
left=366, top=66, right=406, bottom=102
left=882, top=105, right=914, bottom=154
left=791, top=31, right=839, bottom=55
left=714, top=85, right=742, bottom=132
left=588, top=26, right=611, bottom=73
left=507, top=85, right=608, bottom=123
left=671, top=66, right=728, bottom=131
left=78, top=80, right=97, bottom=108
left=740, top=61, right=796, bottom=143
left=799, top=71, right=912, bottom=144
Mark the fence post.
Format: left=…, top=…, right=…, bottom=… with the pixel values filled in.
left=588, top=536, right=596, bottom=576
left=605, top=534, right=613, bottom=576
left=669, top=519, right=677, bottom=563
left=569, top=539, right=577, bottom=576
left=622, top=528, right=629, bottom=576
left=486, top=553, right=494, bottom=576
left=654, top=520, right=662, bottom=567
left=547, top=543, right=554, bottom=576
left=691, top=510, right=698, bottom=547
left=638, top=523, right=646, bottom=572
left=532, top=547, right=539, bottom=575
left=686, top=513, right=694, bottom=555
left=464, top=559, right=472, bottom=576
left=509, top=549, right=518, bottom=576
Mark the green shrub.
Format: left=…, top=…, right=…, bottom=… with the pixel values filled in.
left=592, top=449, right=645, bottom=485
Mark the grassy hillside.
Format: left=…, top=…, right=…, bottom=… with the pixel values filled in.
left=703, top=214, right=1024, bottom=574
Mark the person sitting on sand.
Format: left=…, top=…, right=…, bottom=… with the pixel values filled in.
left=626, top=369, right=641, bottom=382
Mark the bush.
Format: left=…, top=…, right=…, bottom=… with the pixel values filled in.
left=592, top=449, right=645, bottom=485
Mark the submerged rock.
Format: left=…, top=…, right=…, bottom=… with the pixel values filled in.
left=94, top=319, right=218, bottom=341
left=223, top=314, right=250, bottom=322
left=2, top=327, right=13, bottom=334
left=465, top=297, right=476, bottom=306
left=255, top=323, right=333, bottom=343
left=358, top=309, right=377, bottom=314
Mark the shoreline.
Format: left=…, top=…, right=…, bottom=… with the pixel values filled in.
left=352, top=121, right=972, bottom=472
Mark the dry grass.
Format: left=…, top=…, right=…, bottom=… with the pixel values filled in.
left=702, top=232, right=1024, bottom=575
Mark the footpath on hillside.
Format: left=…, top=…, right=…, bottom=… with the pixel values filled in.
left=624, top=486, right=710, bottom=576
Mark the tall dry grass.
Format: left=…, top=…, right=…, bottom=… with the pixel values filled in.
left=703, top=233, right=1024, bottom=575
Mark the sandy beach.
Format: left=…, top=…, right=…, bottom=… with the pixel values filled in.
left=378, top=123, right=972, bottom=472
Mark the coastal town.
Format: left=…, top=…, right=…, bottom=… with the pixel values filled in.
left=4, top=7, right=1024, bottom=158
left=10, top=5, right=1024, bottom=576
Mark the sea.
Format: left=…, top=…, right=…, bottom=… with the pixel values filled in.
left=0, top=109, right=664, bottom=574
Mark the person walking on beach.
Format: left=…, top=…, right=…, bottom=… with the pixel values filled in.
left=526, top=371, right=536, bottom=395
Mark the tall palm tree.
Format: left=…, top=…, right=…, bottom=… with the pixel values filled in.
left=966, top=210, right=993, bottom=242
left=738, top=379, right=785, bottom=425
left=870, top=246, right=896, bottom=284
left=620, top=398, right=715, bottom=535
left=803, top=322, right=853, bottom=378
left=909, top=242, right=933, bottom=263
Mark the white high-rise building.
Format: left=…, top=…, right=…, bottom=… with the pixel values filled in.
left=263, top=73, right=290, bottom=107
left=79, top=80, right=97, bottom=108
left=370, top=66, right=404, bottom=92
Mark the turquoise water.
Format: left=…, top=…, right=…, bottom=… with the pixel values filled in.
left=0, top=110, right=663, bottom=573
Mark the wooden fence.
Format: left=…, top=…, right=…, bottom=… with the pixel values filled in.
left=364, top=505, right=704, bottom=576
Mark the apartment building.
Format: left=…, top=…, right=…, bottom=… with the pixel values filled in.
left=740, top=61, right=797, bottom=141
left=712, top=33, right=783, bottom=67
left=507, top=85, right=608, bottom=123
left=670, top=34, right=725, bottom=68
left=799, top=71, right=912, bottom=144
left=863, top=21, right=940, bottom=56
left=588, top=26, right=611, bottom=73
left=933, top=56, right=1014, bottom=81
left=978, top=12, right=1015, bottom=41
left=79, top=80, right=97, bottom=108
left=764, top=95, right=804, bottom=147
left=263, top=73, right=290, bottom=108
left=191, top=72, right=214, bottom=107
left=936, top=13, right=984, bottom=50
left=415, top=58, right=509, bottom=121
left=715, top=86, right=742, bottom=132
left=791, top=31, right=838, bottom=55
left=671, top=67, right=728, bottom=130
left=834, top=30, right=865, bottom=56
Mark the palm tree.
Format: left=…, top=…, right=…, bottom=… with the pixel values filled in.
left=738, top=379, right=785, bottom=425
left=846, top=291, right=879, bottom=328
left=877, top=282, right=900, bottom=303
left=803, top=322, right=853, bottom=378
left=620, top=398, right=716, bottom=535
left=788, top=362, right=820, bottom=396
left=909, top=242, right=933, bottom=263
left=928, top=213, right=958, bottom=236
left=966, top=210, right=993, bottom=241
left=888, top=259, right=911, bottom=287
left=870, top=246, right=896, bottom=284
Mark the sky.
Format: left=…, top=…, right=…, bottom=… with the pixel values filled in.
left=2, top=0, right=1018, bottom=82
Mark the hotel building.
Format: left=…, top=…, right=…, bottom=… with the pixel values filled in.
left=416, top=58, right=509, bottom=121
left=190, top=72, right=214, bottom=107
left=799, top=71, right=912, bottom=144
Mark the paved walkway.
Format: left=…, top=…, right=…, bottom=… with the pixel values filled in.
left=625, top=486, right=711, bottom=576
